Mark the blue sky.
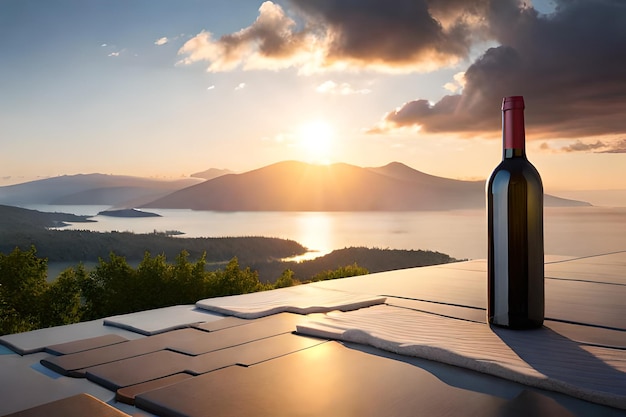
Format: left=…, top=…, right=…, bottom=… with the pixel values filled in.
left=1, top=0, right=625, bottom=192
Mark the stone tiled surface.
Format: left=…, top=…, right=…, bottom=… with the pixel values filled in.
left=309, top=254, right=626, bottom=330
left=134, top=341, right=582, bottom=417
left=84, top=332, right=325, bottom=390
left=1, top=254, right=625, bottom=417
left=298, top=305, right=626, bottom=409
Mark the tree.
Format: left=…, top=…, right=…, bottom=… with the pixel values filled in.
left=170, top=251, right=209, bottom=304
left=82, top=253, right=136, bottom=319
left=310, top=263, right=369, bottom=282
left=0, top=247, right=48, bottom=334
left=209, top=257, right=267, bottom=296
left=42, top=264, right=88, bottom=327
left=274, top=269, right=299, bottom=288
left=135, top=252, right=173, bottom=308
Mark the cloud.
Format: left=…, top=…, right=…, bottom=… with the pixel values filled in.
left=154, top=37, right=169, bottom=46
left=443, top=71, right=466, bottom=93
left=290, top=0, right=488, bottom=70
left=541, top=138, right=626, bottom=153
left=234, top=83, right=246, bottom=91
left=177, top=0, right=625, bottom=139
left=207, top=85, right=215, bottom=91
left=108, top=52, right=120, bottom=57
left=178, top=0, right=490, bottom=73
left=178, top=2, right=313, bottom=72
left=560, top=140, right=607, bottom=153
left=598, top=138, right=626, bottom=154
left=316, top=80, right=371, bottom=95
left=373, top=0, right=626, bottom=138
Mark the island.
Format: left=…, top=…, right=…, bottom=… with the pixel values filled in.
left=97, top=208, right=161, bottom=218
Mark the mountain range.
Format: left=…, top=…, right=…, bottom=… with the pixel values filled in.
left=0, top=161, right=590, bottom=211
left=142, top=161, right=589, bottom=210
left=0, top=174, right=203, bottom=208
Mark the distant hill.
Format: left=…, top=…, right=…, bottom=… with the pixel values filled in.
left=250, top=247, right=460, bottom=281
left=0, top=174, right=203, bottom=207
left=0, top=204, right=93, bottom=232
left=191, top=168, right=234, bottom=180
left=142, top=161, right=590, bottom=211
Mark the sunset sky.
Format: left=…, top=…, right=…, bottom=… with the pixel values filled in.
left=1, top=0, right=625, bottom=194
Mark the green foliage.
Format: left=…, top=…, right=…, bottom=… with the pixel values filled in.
left=208, top=257, right=268, bottom=296
left=0, top=247, right=285, bottom=335
left=0, top=247, right=49, bottom=334
left=309, top=263, right=369, bottom=282
left=82, top=253, right=137, bottom=319
left=274, top=269, right=299, bottom=288
left=41, top=264, right=88, bottom=327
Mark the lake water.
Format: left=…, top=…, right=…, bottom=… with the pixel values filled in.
left=26, top=204, right=626, bottom=261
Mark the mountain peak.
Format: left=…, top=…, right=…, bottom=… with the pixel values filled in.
left=190, top=168, right=234, bottom=181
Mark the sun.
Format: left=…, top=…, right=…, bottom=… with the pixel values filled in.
left=297, top=120, right=335, bottom=163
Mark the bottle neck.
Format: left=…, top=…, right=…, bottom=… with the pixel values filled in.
left=502, top=97, right=526, bottom=159
left=504, top=148, right=525, bottom=158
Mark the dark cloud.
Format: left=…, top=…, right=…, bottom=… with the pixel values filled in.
left=289, top=0, right=489, bottom=68
left=179, top=0, right=491, bottom=72
left=377, top=0, right=626, bottom=138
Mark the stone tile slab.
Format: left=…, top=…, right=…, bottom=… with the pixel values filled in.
left=546, top=321, right=626, bottom=349
left=0, top=320, right=143, bottom=355
left=85, top=350, right=192, bottom=391
left=103, top=305, right=225, bottom=335
left=1, top=393, right=130, bottom=417
left=196, top=285, right=386, bottom=318
left=45, top=334, right=129, bottom=356
left=0, top=352, right=115, bottom=416
left=115, top=374, right=194, bottom=405
left=192, top=316, right=248, bottom=332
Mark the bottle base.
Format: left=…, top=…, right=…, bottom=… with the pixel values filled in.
left=488, top=316, right=543, bottom=330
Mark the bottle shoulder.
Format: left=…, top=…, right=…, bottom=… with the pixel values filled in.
left=487, top=157, right=543, bottom=189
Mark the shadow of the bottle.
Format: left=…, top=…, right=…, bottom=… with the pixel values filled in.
left=491, top=325, right=626, bottom=407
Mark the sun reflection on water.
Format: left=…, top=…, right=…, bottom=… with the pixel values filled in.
left=284, top=212, right=334, bottom=262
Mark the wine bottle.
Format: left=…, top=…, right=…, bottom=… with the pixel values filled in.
left=487, top=96, right=544, bottom=329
